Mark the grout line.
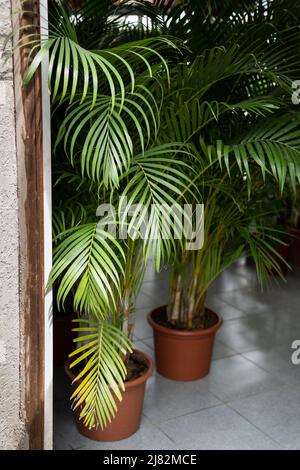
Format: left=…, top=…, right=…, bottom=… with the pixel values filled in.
left=225, top=401, right=282, bottom=448
left=214, top=336, right=239, bottom=352
left=151, top=403, right=224, bottom=426
left=239, top=351, right=293, bottom=386
left=134, top=334, right=153, bottom=341
left=152, top=426, right=177, bottom=446
left=141, top=339, right=154, bottom=349
left=212, top=380, right=285, bottom=406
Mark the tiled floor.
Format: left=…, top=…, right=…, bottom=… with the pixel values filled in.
left=54, top=260, right=300, bottom=450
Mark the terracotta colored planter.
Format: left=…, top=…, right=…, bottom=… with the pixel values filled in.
left=148, top=306, right=222, bottom=381
left=290, top=228, right=300, bottom=267
left=53, top=314, right=76, bottom=367
left=65, top=349, right=153, bottom=442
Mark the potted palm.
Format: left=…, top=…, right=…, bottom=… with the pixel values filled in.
left=148, top=40, right=300, bottom=380
left=55, top=223, right=155, bottom=441
left=19, top=0, right=195, bottom=440
left=18, top=0, right=300, bottom=435
left=149, top=167, right=295, bottom=380
left=51, top=139, right=194, bottom=440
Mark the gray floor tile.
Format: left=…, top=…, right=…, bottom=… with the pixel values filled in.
left=202, top=355, right=283, bottom=402
left=142, top=337, right=154, bottom=350
left=228, top=260, right=259, bottom=286
left=54, top=262, right=300, bottom=450
left=54, top=401, right=78, bottom=450
left=212, top=339, right=237, bottom=360
left=143, top=373, right=221, bottom=424
left=246, top=287, right=300, bottom=324
left=134, top=309, right=153, bottom=339
left=77, top=417, right=175, bottom=450
left=141, top=280, right=169, bottom=307
left=218, top=272, right=300, bottom=322
left=218, top=289, right=272, bottom=316
left=143, top=263, right=170, bottom=283
left=54, top=403, right=174, bottom=450
left=159, top=405, right=280, bottom=450
left=206, top=296, right=246, bottom=321
left=134, top=339, right=155, bottom=361
left=243, top=345, right=300, bottom=387
left=229, top=386, right=300, bottom=448
left=209, top=270, right=250, bottom=294
left=136, top=291, right=158, bottom=312
left=218, top=312, right=300, bottom=353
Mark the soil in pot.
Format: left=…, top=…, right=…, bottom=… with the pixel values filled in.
left=148, top=306, right=222, bottom=381
left=65, top=349, right=153, bottom=442
left=153, top=307, right=218, bottom=331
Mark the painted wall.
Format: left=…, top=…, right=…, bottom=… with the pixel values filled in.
left=0, top=0, right=27, bottom=450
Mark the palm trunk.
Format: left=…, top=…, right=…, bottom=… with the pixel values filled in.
left=168, top=271, right=183, bottom=324
left=197, top=292, right=206, bottom=317
left=187, top=274, right=198, bottom=328
left=122, top=287, right=133, bottom=337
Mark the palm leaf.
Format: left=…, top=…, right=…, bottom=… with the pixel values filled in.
left=117, top=143, right=197, bottom=270
left=21, top=1, right=179, bottom=108
left=55, top=90, right=160, bottom=187
left=52, top=202, right=88, bottom=241
left=49, top=223, right=125, bottom=316
left=207, top=116, right=300, bottom=191
left=69, top=318, right=132, bottom=430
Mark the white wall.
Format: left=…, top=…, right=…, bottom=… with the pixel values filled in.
left=40, top=0, right=53, bottom=450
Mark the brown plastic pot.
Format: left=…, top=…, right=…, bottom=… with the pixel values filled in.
left=290, top=228, right=300, bottom=267
left=53, top=314, right=76, bottom=367
left=65, top=349, right=153, bottom=442
left=148, top=306, right=222, bottom=381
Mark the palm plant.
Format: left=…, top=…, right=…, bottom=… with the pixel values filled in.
left=167, top=167, right=295, bottom=328
left=156, top=43, right=300, bottom=328
left=19, top=0, right=300, bottom=426
left=18, top=0, right=198, bottom=430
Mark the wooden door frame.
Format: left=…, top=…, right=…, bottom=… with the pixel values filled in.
left=12, top=0, right=52, bottom=450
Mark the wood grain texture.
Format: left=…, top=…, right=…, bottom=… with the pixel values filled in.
left=12, top=0, right=45, bottom=450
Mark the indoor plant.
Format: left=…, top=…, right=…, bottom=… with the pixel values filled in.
left=147, top=38, right=300, bottom=380
left=19, top=0, right=300, bottom=433
left=19, top=0, right=195, bottom=439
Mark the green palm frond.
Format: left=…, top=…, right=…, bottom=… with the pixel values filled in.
left=162, top=99, right=221, bottom=142
left=206, top=116, right=300, bottom=190
left=162, top=96, right=279, bottom=143
left=117, top=143, right=197, bottom=270
left=69, top=318, right=132, bottom=430
left=167, top=38, right=299, bottom=106
left=223, top=97, right=281, bottom=117
left=172, top=46, right=256, bottom=97
left=240, top=225, right=291, bottom=284
left=189, top=175, right=291, bottom=301
left=55, top=90, right=160, bottom=187
left=20, top=0, right=179, bottom=107
left=52, top=202, right=89, bottom=240
left=50, top=223, right=125, bottom=316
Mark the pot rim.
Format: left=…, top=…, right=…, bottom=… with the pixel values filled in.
left=65, top=348, right=154, bottom=390
left=148, top=305, right=223, bottom=338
